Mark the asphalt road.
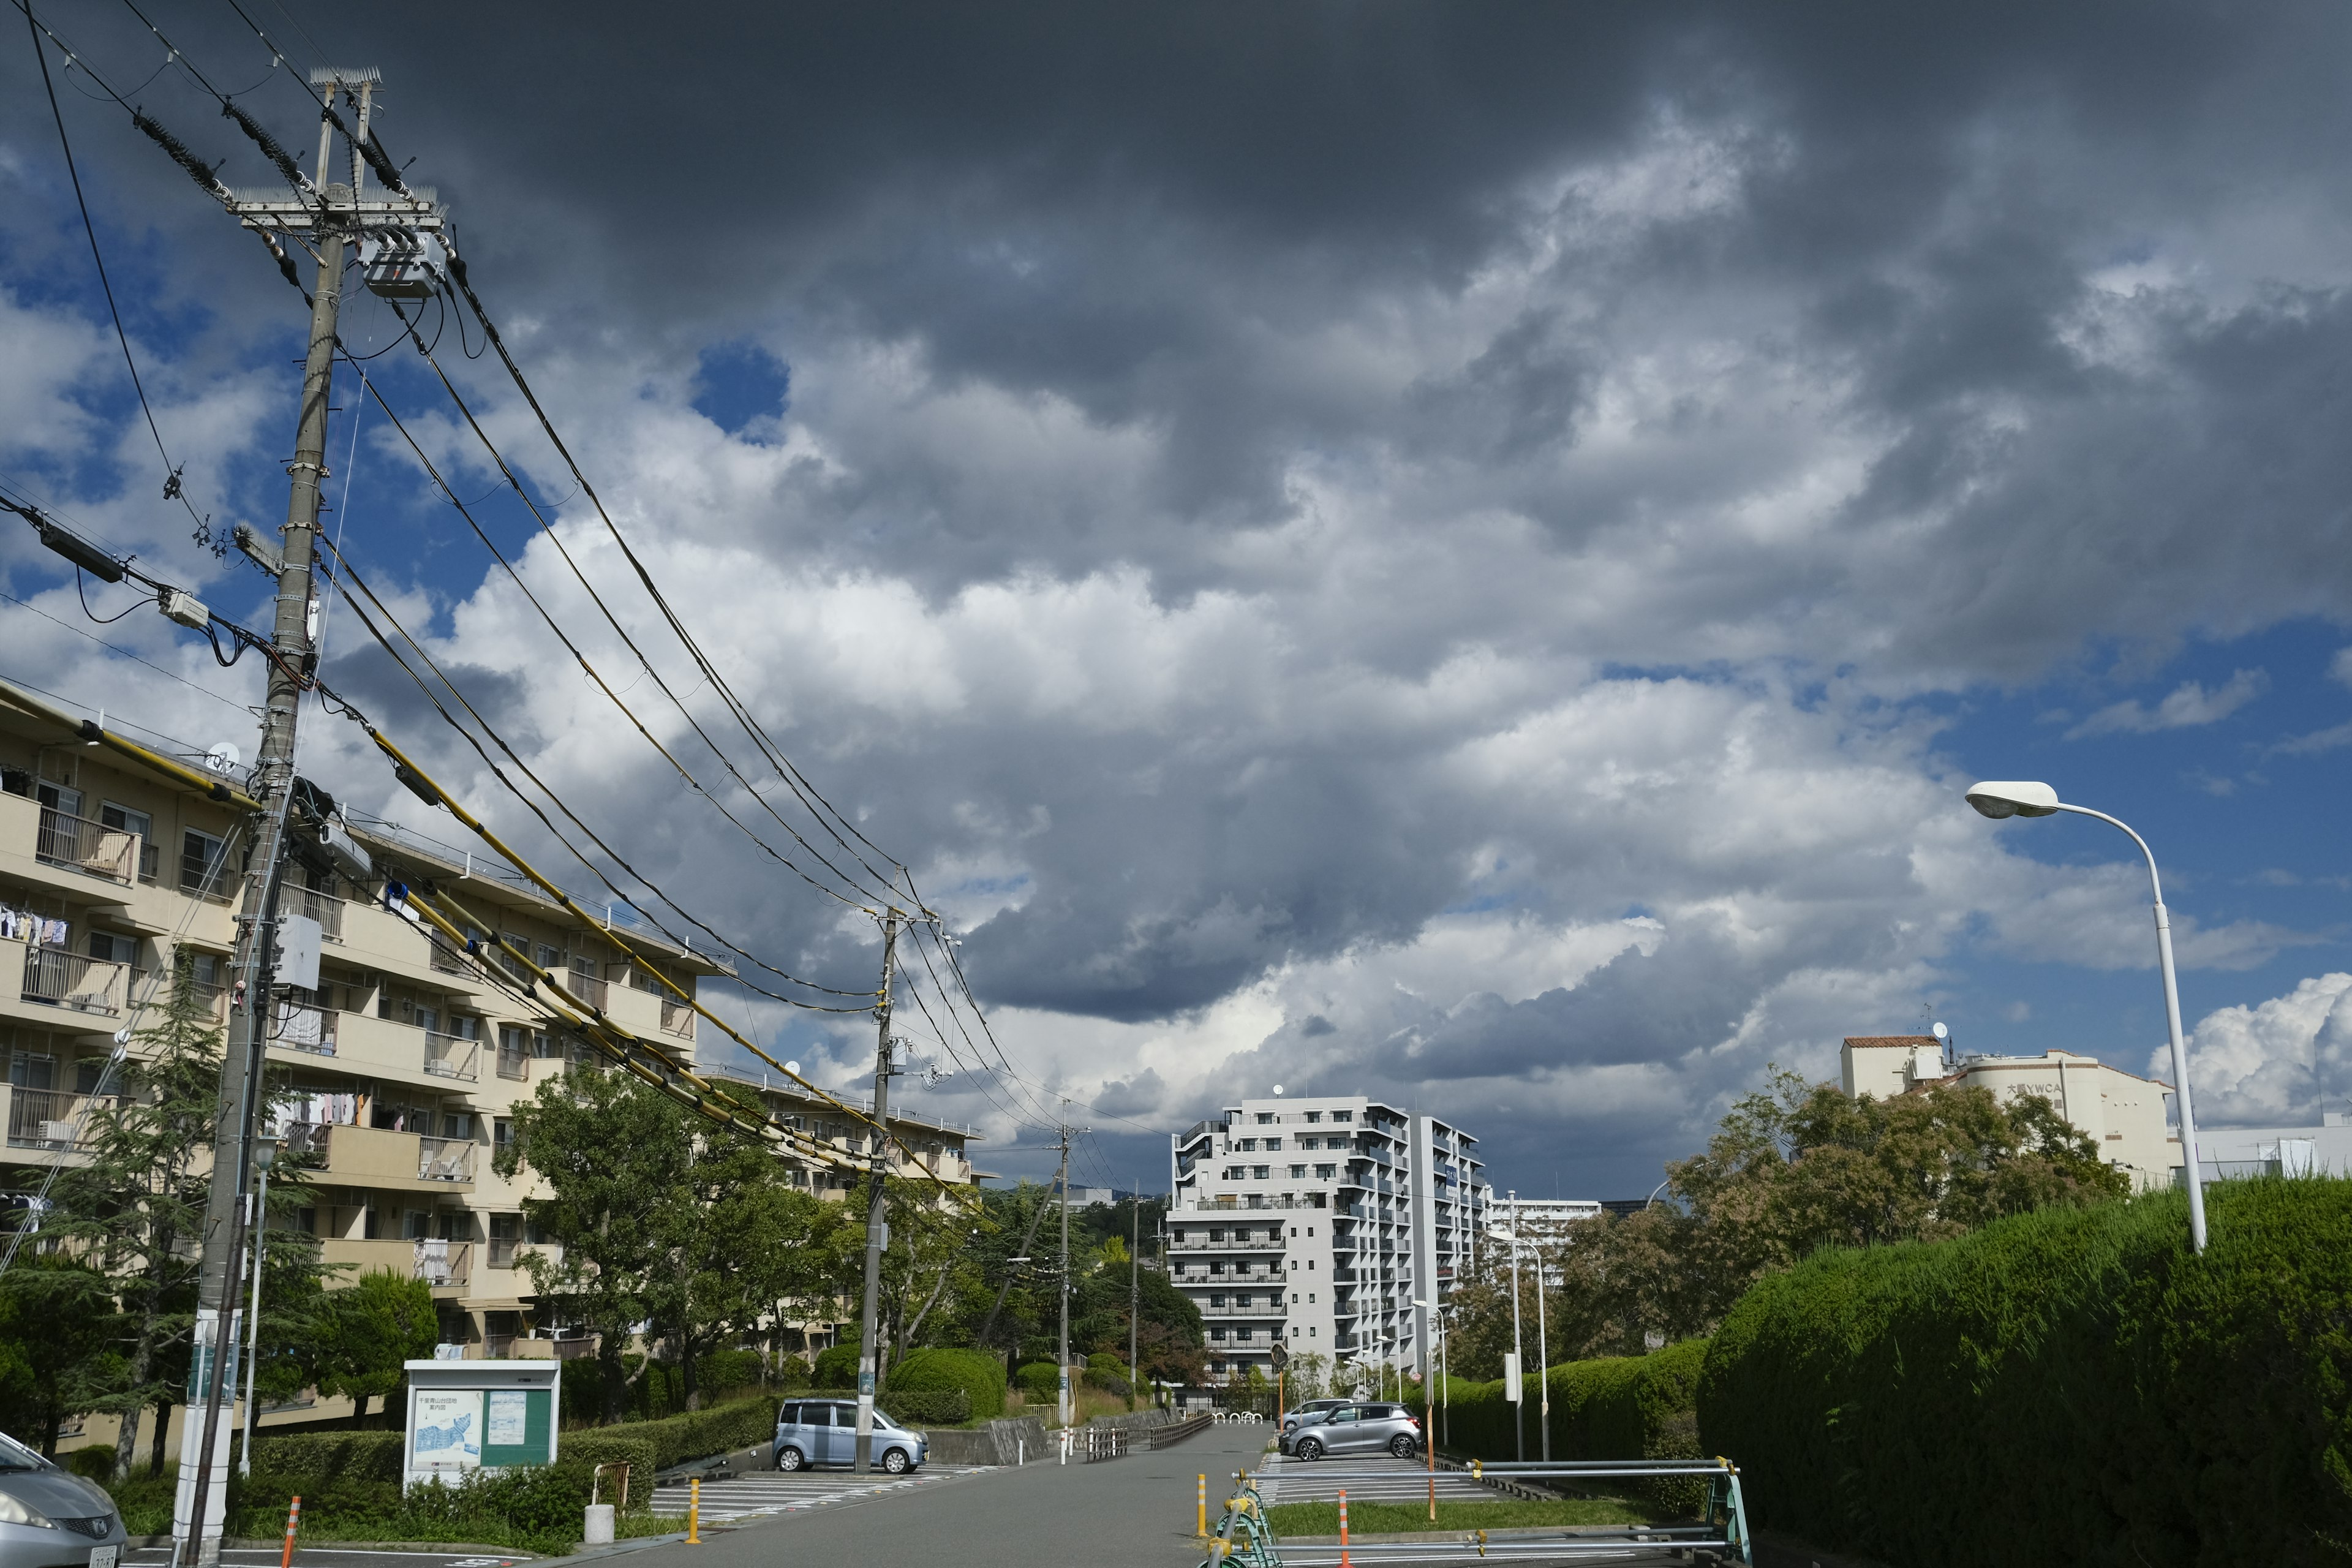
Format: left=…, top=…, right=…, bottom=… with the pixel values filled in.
left=611, top=1420, right=1276, bottom=1568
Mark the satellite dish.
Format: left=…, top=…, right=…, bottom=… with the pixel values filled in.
left=205, top=742, right=241, bottom=772
left=1272, top=1084, right=1284, bottom=1096
left=1931, top=1022, right=1948, bottom=1040
left=784, top=1060, right=802, bottom=1076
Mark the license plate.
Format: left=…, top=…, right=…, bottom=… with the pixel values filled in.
left=91, top=1548, right=118, bottom=1568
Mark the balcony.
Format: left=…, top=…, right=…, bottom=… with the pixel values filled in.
left=567, top=971, right=608, bottom=1011
left=423, top=1031, right=480, bottom=1082
left=4, top=1086, right=115, bottom=1149
left=488, top=1237, right=520, bottom=1270
left=414, top=1238, right=471, bottom=1291
left=428, top=937, right=466, bottom=976
left=20, top=947, right=126, bottom=1016
left=1198, top=1300, right=1288, bottom=1318
left=1170, top=1233, right=1284, bottom=1251
left=658, top=998, right=695, bottom=1039
left=322, top=1237, right=472, bottom=1292
left=272, top=1001, right=337, bottom=1056
left=283, top=1123, right=475, bottom=1191
left=35, top=808, right=135, bottom=886
left=285, top=886, right=346, bottom=943
left=495, top=1041, right=530, bottom=1081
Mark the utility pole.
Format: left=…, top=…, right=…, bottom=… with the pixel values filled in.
left=1129, top=1180, right=1139, bottom=1404
left=853, top=911, right=900, bottom=1474
left=178, top=70, right=424, bottom=1568
left=1534, top=1231, right=1550, bottom=1462
left=1508, top=1190, right=1524, bottom=1464
left=1056, top=1118, right=1072, bottom=1430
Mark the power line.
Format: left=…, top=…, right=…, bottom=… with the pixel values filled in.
left=0, top=588, right=253, bottom=712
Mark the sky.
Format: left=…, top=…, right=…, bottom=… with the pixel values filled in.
left=3, top=1, right=2351, bottom=1200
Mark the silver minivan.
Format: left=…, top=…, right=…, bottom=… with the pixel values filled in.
left=0, top=1432, right=126, bottom=1568
left=773, top=1399, right=929, bottom=1474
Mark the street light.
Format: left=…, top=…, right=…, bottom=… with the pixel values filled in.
left=1965, top=780, right=2209, bottom=1253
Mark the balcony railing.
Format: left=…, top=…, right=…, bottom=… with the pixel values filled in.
left=414, top=1238, right=470, bottom=1288
left=281, top=1120, right=335, bottom=1158
left=21, top=948, right=126, bottom=1016
left=272, top=1001, right=337, bottom=1055
left=495, top=1042, right=530, bottom=1081
left=428, top=936, right=466, bottom=975
left=287, top=885, right=346, bottom=943
left=1170, top=1234, right=1284, bottom=1251
left=418, top=1136, right=475, bottom=1182
left=552, top=1336, right=598, bottom=1361
left=487, top=1237, right=519, bottom=1270
left=179, top=848, right=237, bottom=903
left=423, top=1031, right=480, bottom=1082
left=658, top=998, right=695, bottom=1038
left=5, top=1087, right=113, bottom=1149
left=568, top=971, right=608, bottom=1010
left=36, top=807, right=135, bottom=885
left=1197, top=1299, right=1288, bottom=1317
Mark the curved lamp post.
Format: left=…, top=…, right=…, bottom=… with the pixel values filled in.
left=1964, top=781, right=2208, bottom=1254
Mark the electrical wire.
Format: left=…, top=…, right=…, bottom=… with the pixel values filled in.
left=22, top=2, right=216, bottom=546
left=0, top=588, right=251, bottom=712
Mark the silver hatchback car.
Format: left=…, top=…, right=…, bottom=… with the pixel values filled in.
left=1281, top=1401, right=1420, bottom=1460
left=0, top=1433, right=126, bottom=1568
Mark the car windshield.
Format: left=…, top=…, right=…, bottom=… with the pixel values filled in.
left=0, top=1432, right=46, bottom=1472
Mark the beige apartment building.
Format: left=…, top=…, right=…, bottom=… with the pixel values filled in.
left=0, top=682, right=978, bottom=1443
left=1841, top=1035, right=2179, bottom=1190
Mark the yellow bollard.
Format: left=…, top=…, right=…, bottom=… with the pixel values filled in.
left=1196, top=1473, right=1208, bottom=1538
left=685, top=1476, right=701, bottom=1545
left=1476, top=1528, right=1488, bottom=1557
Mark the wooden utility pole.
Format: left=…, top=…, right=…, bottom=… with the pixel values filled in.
left=1056, top=1120, right=1072, bottom=1429
left=852, top=910, right=900, bottom=1473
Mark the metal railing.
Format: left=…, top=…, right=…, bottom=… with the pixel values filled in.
left=487, top=1237, right=519, bottom=1270
left=287, top=885, right=346, bottom=942
left=552, top=1336, right=597, bottom=1360
left=1170, top=1234, right=1284, bottom=1251
left=414, top=1238, right=470, bottom=1287
left=658, top=998, right=695, bottom=1038
left=484, top=1335, right=514, bottom=1359
left=418, top=1136, right=475, bottom=1182
left=568, top=971, right=608, bottom=1009
left=179, top=846, right=237, bottom=903
left=428, top=936, right=466, bottom=975
left=35, top=807, right=135, bottom=885
left=424, top=1031, right=480, bottom=1082
left=496, top=1042, right=530, bottom=1080
left=20, top=948, right=126, bottom=1016
left=5, top=1087, right=110, bottom=1149
left=271, top=1001, right=337, bottom=1055
left=1199, top=1300, right=1287, bottom=1317
left=280, top=1121, right=334, bottom=1158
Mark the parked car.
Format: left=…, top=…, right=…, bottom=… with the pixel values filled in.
left=773, top=1398, right=929, bottom=1474
left=1280, top=1402, right=1420, bottom=1460
left=1281, top=1398, right=1349, bottom=1433
left=0, top=1431, right=126, bottom=1568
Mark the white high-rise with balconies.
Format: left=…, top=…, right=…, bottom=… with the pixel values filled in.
left=1167, top=1095, right=1484, bottom=1385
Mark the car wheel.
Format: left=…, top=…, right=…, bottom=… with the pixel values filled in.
left=883, top=1447, right=911, bottom=1475
left=777, top=1446, right=806, bottom=1472
left=1296, top=1438, right=1323, bottom=1461
left=1390, top=1434, right=1418, bottom=1458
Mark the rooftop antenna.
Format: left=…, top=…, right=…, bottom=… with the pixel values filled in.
left=1932, top=1019, right=1952, bottom=1070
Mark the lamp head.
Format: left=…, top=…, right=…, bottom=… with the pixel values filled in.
left=1964, top=780, right=2060, bottom=820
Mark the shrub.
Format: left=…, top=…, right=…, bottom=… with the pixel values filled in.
left=64, top=1448, right=115, bottom=1482
left=609, top=1395, right=777, bottom=1469
left=697, top=1348, right=765, bottom=1396
left=812, top=1342, right=861, bottom=1389
left=880, top=1389, right=970, bottom=1425
left=888, top=1347, right=1007, bottom=1420
left=1013, top=1362, right=1061, bottom=1401
left=1697, top=1179, right=2352, bottom=1566
left=557, top=1429, right=658, bottom=1512
left=1410, top=1341, right=1708, bottom=1511
left=248, top=1430, right=405, bottom=1489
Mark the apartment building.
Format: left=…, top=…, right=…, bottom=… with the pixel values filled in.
left=1167, top=1095, right=1483, bottom=1385
left=1841, top=1035, right=2178, bottom=1190
left=0, top=682, right=978, bottom=1439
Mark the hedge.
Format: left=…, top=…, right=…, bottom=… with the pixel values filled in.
left=557, top=1430, right=657, bottom=1512
left=1411, top=1341, right=1708, bottom=1511
left=1013, top=1362, right=1061, bottom=1401
left=880, top=1390, right=971, bottom=1425
left=606, top=1395, right=778, bottom=1469
left=888, top=1347, right=1006, bottom=1420
left=1697, top=1180, right=2352, bottom=1566
left=813, top=1342, right=861, bottom=1388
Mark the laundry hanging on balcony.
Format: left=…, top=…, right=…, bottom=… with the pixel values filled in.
left=0, top=908, right=66, bottom=945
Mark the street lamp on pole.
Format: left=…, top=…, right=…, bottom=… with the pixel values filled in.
left=1964, top=780, right=2209, bottom=1254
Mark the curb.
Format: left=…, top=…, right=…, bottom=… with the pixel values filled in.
left=131, top=1542, right=533, bottom=1556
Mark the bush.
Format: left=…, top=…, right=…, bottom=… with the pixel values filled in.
left=1697, top=1180, right=2352, bottom=1566
left=1410, top=1341, right=1708, bottom=1511
left=249, top=1430, right=405, bottom=1488
left=64, top=1448, right=115, bottom=1482
left=608, top=1395, right=776, bottom=1469
left=697, top=1348, right=766, bottom=1397
left=888, top=1347, right=1006, bottom=1420
left=1013, top=1362, right=1061, bottom=1401
left=812, top=1342, right=861, bottom=1389
left=558, top=1430, right=658, bottom=1513
left=880, top=1389, right=970, bottom=1425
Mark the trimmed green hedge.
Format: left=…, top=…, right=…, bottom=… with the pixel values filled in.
left=249, top=1430, right=405, bottom=1489
left=1013, top=1361, right=1061, bottom=1401
left=1697, top=1180, right=2352, bottom=1565
left=880, top=1390, right=970, bottom=1424
left=1412, top=1341, right=1708, bottom=1510
left=609, top=1395, right=777, bottom=1469
left=888, top=1347, right=1006, bottom=1420
left=558, top=1430, right=657, bottom=1512
left=813, top=1342, right=861, bottom=1388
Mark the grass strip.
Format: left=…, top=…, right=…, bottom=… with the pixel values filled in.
left=1264, top=1497, right=1663, bottom=1536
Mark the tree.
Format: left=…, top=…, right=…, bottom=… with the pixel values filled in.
left=37, top=964, right=227, bottom=1476
left=0, top=1258, right=111, bottom=1455
left=667, top=1136, right=851, bottom=1409
left=496, top=1067, right=696, bottom=1423
left=316, top=1269, right=438, bottom=1426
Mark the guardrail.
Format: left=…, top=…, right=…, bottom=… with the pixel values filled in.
left=20, top=948, right=126, bottom=1015
left=1147, top=1413, right=1213, bottom=1449
left=36, top=807, right=135, bottom=884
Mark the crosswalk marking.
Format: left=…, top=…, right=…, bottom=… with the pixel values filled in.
left=650, top=1463, right=976, bottom=1522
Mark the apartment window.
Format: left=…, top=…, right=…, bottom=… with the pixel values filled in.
left=1255, top=1114, right=1275, bottom=1125
left=7, top=1050, right=54, bottom=1091
left=1251, top=1166, right=1270, bottom=1180
left=1316, top=1164, right=1336, bottom=1179
left=1332, top=1110, right=1352, bottom=1123
left=1308, top=1226, right=1314, bottom=1237
left=85, top=929, right=134, bottom=964
left=1209, top=1294, right=1225, bottom=1308
left=1235, top=1327, right=1253, bottom=1341
left=1305, top=1110, right=1322, bottom=1123
left=536, top=943, right=562, bottom=971
left=1289, top=1165, right=1306, bottom=1179
left=1207, top=1227, right=1223, bottom=1242
left=1292, top=1292, right=1298, bottom=1304
left=1309, top=1292, right=1316, bottom=1303
left=1237, top=1139, right=1256, bottom=1152
left=181, top=827, right=231, bottom=897
left=1222, top=1166, right=1244, bottom=1180
left=1210, top=1329, right=1227, bottom=1343
left=493, top=1118, right=514, bottom=1153
left=1264, top=1137, right=1282, bottom=1152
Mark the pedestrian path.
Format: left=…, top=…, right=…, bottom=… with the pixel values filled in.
left=1252, top=1453, right=1496, bottom=1506
left=649, top=1463, right=978, bottom=1522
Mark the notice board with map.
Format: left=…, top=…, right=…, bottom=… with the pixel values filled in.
left=403, top=1359, right=560, bottom=1490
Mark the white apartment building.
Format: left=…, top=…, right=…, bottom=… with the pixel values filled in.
left=1488, top=1197, right=1602, bottom=1284
left=1167, top=1095, right=1483, bottom=1385
left=0, top=679, right=977, bottom=1450
left=1841, top=1035, right=2178, bottom=1191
